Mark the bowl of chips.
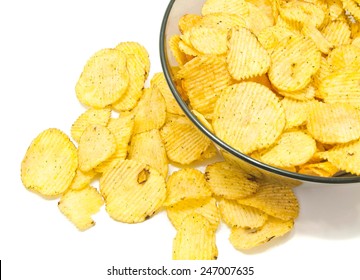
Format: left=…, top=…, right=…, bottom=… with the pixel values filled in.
left=160, top=0, right=360, bottom=184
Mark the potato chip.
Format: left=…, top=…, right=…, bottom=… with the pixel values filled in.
left=128, top=129, right=168, bottom=178
left=269, top=35, right=321, bottom=92
left=327, top=0, right=344, bottom=21
left=178, top=14, right=203, bottom=34
left=307, top=101, right=360, bottom=144
left=213, top=82, right=285, bottom=154
left=69, top=168, right=97, bottom=191
left=258, top=131, right=317, bottom=168
left=205, top=161, right=259, bottom=199
left=178, top=39, right=202, bottom=57
left=276, top=82, right=316, bottom=100
left=313, top=56, right=332, bottom=92
left=257, top=25, right=296, bottom=51
left=21, top=128, right=78, bottom=197
left=167, top=197, right=220, bottom=230
left=237, top=182, right=299, bottom=221
left=75, top=48, right=129, bottom=108
left=227, top=27, right=270, bottom=80
left=100, top=159, right=166, bottom=223
left=298, top=161, right=339, bottom=177
left=172, top=213, right=218, bottom=260
left=342, top=0, right=360, bottom=21
left=301, top=23, right=333, bottom=54
left=318, top=139, right=360, bottom=175
left=200, top=142, right=219, bottom=161
left=327, top=44, right=360, bottom=72
left=201, top=0, right=249, bottom=17
left=58, top=185, right=103, bottom=231
left=245, top=2, right=274, bottom=36
left=160, top=115, right=211, bottom=165
left=164, top=168, right=211, bottom=207
left=200, top=12, right=246, bottom=30
left=78, top=124, right=117, bottom=172
left=352, top=37, right=360, bottom=48
left=189, top=26, right=228, bottom=55
left=280, top=98, right=312, bottom=129
left=218, top=199, right=268, bottom=229
left=191, top=109, right=214, bottom=133
left=321, top=20, right=351, bottom=46
left=229, top=217, right=294, bottom=250
left=169, top=35, right=188, bottom=66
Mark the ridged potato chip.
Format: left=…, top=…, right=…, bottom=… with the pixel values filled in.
left=189, top=26, right=228, bottom=55
left=257, top=25, right=295, bottom=51
left=201, top=0, right=249, bottom=17
left=205, top=161, right=259, bottom=199
left=128, top=129, right=168, bottom=178
left=160, top=115, right=211, bottom=165
left=100, top=159, right=166, bottom=223
left=164, top=168, right=211, bottom=207
left=245, top=2, right=274, bottom=36
left=327, top=45, right=360, bottom=72
left=200, top=12, right=246, bottom=30
left=58, top=185, right=103, bottom=231
left=69, top=168, right=97, bottom=191
left=227, top=27, right=270, bottom=80
left=276, top=82, right=316, bottom=100
left=229, top=217, right=294, bottom=250
left=178, top=14, right=202, bottom=34
left=307, top=102, right=360, bottom=144
left=301, top=23, right=333, bottom=54
left=191, top=109, right=214, bottom=134
left=237, top=182, right=299, bottom=221
left=280, top=98, right=312, bottom=129
left=219, top=199, right=268, bottom=229
left=21, top=128, right=78, bottom=197
left=213, top=82, right=285, bottom=154
left=169, top=35, right=188, bottom=66
left=167, top=197, right=220, bottom=230
left=78, top=124, right=116, bottom=172
left=341, top=0, right=360, bottom=21
left=172, top=213, right=218, bottom=260
left=75, top=48, right=129, bottom=108
left=321, top=20, right=351, bottom=46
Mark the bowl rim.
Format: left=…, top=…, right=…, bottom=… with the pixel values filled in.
left=159, top=0, right=360, bottom=184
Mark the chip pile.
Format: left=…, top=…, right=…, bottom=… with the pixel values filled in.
left=170, top=0, right=360, bottom=177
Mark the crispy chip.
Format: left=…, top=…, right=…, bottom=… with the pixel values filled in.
left=227, top=27, right=270, bottom=80
left=164, top=168, right=211, bottom=207
left=327, top=44, right=360, bottom=72
left=301, top=23, right=333, bottom=54
left=307, top=102, right=360, bottom=144
left=172, top=213, right=218, bottom=260
left=167, top=198, right=220, bottom=230
left=191, top=109, right=214, bottom=134
left=69, top=168, right=97, bottom=191
left=200, top=12, right=246, bottom=30
left=205, top=161, right=259, bottom=199
left=189, top=26, right=228, bottom=55
left=219, top=199, right=268, bottom=229
left=257, top=25, right=296, bottom=51
left=245, top=2, right=274, bottom=36
left=213, top=82, right=285, bottom=154
left=276, top=82, right=316, bottom=100
left=58, top=185, right=103, bottom=231
left=75, top=48, right=129, bottom=108
left=100, top=159, right=166, bottom=223
left=229, top=217, right=294, bottom=250
left=178, top=14, right=203, bottom=34
left=78, top=124, right=116, bottom=172
left=342, top=0, right=360, bottom=21
left=202, top=0, right=249, bottom=17
left=21, top=128, right=78, bottom=197
left=237, top=182, right=299, bottom=221
left=321, top=20, right=351, bottom=46
left=128, top=129, right=168, bottom=178
left=280, top=98, right=312, bottom=129
left=169, top=35, right=188, bottom=66
left=160, top=116, right=211, bottom=165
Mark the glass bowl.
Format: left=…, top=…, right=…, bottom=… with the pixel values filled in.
left=159, top=0, right=360, bottom=184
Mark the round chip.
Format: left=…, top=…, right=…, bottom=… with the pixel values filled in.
left=213, top=82, right=286, bottom=154
left=21, top=128, right=78, bottom=197
left=75, top=48, right=129, bottom=108
left=280, top=98, right=312, bottom=129
left=189, top=26, right=228, bottom=55
left=100, top=159, right=166, bottom=223
left=321, top=20, right=351, bottom=47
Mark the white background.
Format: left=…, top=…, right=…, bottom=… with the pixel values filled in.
left=0, top=0, right=360, bottom=279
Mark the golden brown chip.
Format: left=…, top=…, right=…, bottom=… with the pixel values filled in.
left=164, top=168, right=211, bottom=207
left=229, top=217, right=294, bottom=250
left=213, top=82, right=285, bottom=154
left=58, top=185, right=103, bottom=231
left=172, top=213, right=218, bottom=260
left=21, top=128, right=78, bottom=197
left=219, top=199, right=268, bottom=229
left=205, top=161, right=259, bottom=199
left=201, top=0, right=249, bottom=17
left=167, top=197, right=220, bottom=230
left=75, top=48, right=129, bottom=108
left=100, top=159, right=166, bottom=223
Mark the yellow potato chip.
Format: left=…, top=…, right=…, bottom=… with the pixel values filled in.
left=219, top=199, right=268, bottom=229
left=352, top=37, right=360, bottom=48
left=227, top=27, right=270, bottom=80
left=172, top=213, right=218, bottom=260
left=199, top=142, right=219, bottom=161
left=169, top=35, right=188, bottom=66
left=78, top=124, right=117, bottom=172
left=301, top=23, right=333, bottom=54
left=200, top=12, right=246, bottom=30
left=164, top=168, right=211, bottom=207
left=75, top=48, right=129, bottom=108
left=245, top=2, right=274, bottom=36
left=213, top=82, right=285, bottom=154
left=280, top=98, right=312, bottom=129
left=258, top=131, right=317, bottom=168
left=58, top=185, right=103, bottom=231
left=321, top=20, right=351, bottom=46
left=178, top=14, right=203, bottom=34
left=229, top=217, right=294, bottom=250
left=70, top=107, right=111, bottom=143
left=327, top=0, right=344, bottom=21
left=167, top=197, right=220, bottom=230
left=160, top=115, right=211, bottom=165
left=237, top=182, right=299, bottom=221
left=128, top=129, right=168, bottom=178
left=191, top=109, right=214, bottom=134
left=313, top=56, right=332, bottom=93
left=257, top=25, right=296, bottom=51
left=342, top=0, right=360, bottom=21
left=100, top=159, right=166, bottom=223
left=318, top=139, right=360, bottom=175
left=276, top=82, right=316, bottom=100
left=307, top=101, right=360, bottom=144
left=21, top=128, right=78, bottom=197
left=69, top=168, right=97, bottom=191
left=205, top=161, right=259, bottom=199
left=327, top=44, right=360, bottom=72
left=189, top=26, right=228, bottom=55
left=178, top=39, right=202, bottom=57
left=298, top=161, right=339, bottom=177
left=202, top=0, right=249, bottom=17
left=269, top=35, right=321, bottom=92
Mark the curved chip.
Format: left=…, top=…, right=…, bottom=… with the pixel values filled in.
left=169, top=35, right=188, bottom=67
left=100, top=159, right=166, bottom=223
left=327, top=45, right=360, bottom=72
left=301, top=23, right=333, bottom=54
left=201, top=0, right=249, bottom=17
left=178, top=14, right=203, bottom=34
left=321, top=20, right=351, bottom=47
left=21, top=128, right=78, bottom=197
left=213, top=82, right=285, bottom=154
left=69, top=168, right=97, bottom=191
left=200, top=12, right=246, bottom=30
left=280, top=98, right=312, bottom=129
left=173, top=213, right=218, bottom=260
left=189, top=26, right=228, bottom=55
left=298, top=161, right=339, bottom=177
left=75, top=48, right=129, bottom=108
